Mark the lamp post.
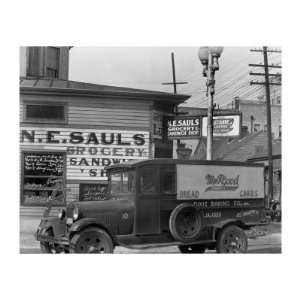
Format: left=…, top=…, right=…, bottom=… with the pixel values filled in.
left=198, top=46, right=223, bottom=160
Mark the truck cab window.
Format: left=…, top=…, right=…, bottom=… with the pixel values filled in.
left=110, top=170, right=136, bottom=195
left=161, top=171, right=175, bottom=194
left=140, top=167, right=156, bottom=194
left=123, top=172, right=136, bottom=193
left=111, top=173, right=122, bottom=194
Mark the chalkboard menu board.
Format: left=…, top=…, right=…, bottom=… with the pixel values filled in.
left=80, top=183, right=107, bottom=201
left=24, top=153, right=64, bottom=176
left=22, top=152, right=65, bottom=206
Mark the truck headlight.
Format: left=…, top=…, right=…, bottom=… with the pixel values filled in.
left=58, top=208, right=65, bottom=220
left=72, top=206, right=79, bottom=221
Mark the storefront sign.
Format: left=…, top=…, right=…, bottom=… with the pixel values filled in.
left=167, top=117, right=201, bottom=139
left=20, top=127, right=150, bottom=180
left=202, top=114, right=241, bottom=137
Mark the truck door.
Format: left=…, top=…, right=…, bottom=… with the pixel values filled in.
left=134, top=165, right=160, bottom=235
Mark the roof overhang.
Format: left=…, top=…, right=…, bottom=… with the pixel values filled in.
left=20, top=86, right=190, bottom=104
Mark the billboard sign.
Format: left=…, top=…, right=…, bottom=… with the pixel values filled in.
left=167, top=117, right=201, bottom=139
left=202, top=114, right=241, bottom=137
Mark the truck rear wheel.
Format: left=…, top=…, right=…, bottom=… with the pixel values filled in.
left=178, top=244, right=206, bottom=253
left=70, top=227, right=114, bottom=253
left=216, top=225, right=248, bottom=253
left=169, top=203, right=202, bottom=243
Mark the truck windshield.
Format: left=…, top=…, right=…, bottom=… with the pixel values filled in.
left=110, top=170, right=136, bottom=195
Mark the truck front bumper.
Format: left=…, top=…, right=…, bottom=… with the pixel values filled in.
left=36, top=227, right=69, bottom=246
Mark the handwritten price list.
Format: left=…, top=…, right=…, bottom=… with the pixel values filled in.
left=80, top=184, right=107, bottom=201
left=24, top=153, right=63, bottom=176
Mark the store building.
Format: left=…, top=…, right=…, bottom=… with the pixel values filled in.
left=20, top=47, right=190, bottom=209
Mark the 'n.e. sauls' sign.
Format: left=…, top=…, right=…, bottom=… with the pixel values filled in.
left=20, top=127, right=150, bottom=180
left=167, top=117, right=201, bottom=139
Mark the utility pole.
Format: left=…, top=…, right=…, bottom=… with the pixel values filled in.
left=249, top=47, right=281, bottom=207
left=162, top=52, right=188, bottom=150
left=162, top=52, right=188, bottom=94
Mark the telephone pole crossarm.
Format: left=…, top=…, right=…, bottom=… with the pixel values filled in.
left=250, top=81, right=281, bottom=86
left=250, top=49, right=282, bottom=53
left=162, top=81, right=188, bottom=85
left=250, top=72, right=281, bottom=77
left=249, top=64, right=281, bottom=68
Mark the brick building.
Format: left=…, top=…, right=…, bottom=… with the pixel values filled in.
left=227, top=97, right=281, bottom=139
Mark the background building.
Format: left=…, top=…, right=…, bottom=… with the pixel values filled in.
left=20, top=46, right=70, bottom=80
left=227, top=96, right=281, bottom=139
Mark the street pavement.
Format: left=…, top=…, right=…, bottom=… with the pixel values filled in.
left=20, top=215, right=281, bottom=254
left=21, top=245, right=281, bottom=254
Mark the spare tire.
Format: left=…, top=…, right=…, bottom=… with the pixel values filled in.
left=169, top=203, right=202, bottom=243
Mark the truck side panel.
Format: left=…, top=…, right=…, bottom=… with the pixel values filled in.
left=177, top=164, right=264, bottom=200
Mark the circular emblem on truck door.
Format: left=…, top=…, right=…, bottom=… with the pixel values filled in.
left=122, top=212, right=129, bottom=220
left=169, top=203, right=202, bottom=243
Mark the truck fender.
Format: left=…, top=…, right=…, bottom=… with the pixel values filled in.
left=69, top=218, right=109, bottom=234
left=212, top=219, right=245, bottom=240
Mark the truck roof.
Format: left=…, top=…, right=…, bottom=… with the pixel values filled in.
left=105, top=158, right=265, bottom=171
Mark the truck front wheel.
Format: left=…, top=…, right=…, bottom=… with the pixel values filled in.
left=216, top=225, right=248, bottom=253
left=70, top=227, right=114, bottom=253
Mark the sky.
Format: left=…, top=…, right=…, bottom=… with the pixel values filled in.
left=69, top=47, right=281, bottom=108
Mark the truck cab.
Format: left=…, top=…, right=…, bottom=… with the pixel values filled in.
left=37, top=159, right=269, bottom=253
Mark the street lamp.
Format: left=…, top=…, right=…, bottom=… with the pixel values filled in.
left=198, top=46, right=224, bottom=160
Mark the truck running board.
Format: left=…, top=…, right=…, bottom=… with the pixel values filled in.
left=117, top=238, right=216, bottom=250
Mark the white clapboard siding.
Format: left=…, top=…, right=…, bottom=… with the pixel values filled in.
left=20, top=127, right=150, bottom=180
left=20, top=97, right=152, bottom=129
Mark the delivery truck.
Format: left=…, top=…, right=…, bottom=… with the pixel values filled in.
left=36, top=159, right=269, bottom=253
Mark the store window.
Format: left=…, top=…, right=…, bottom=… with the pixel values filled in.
left=22, top=152, right=65, bottom=206
left=279, top=125, right=282, bottom=138
left=24, top=102, right=66, bottom=123
left=79, top=183, right=107, bottom=201
left=46, top=47, right=60, bottom=78
left=276, top=96, right=281, bottom=105
left=254, top=123, right=261, bottom=132
left=255, top=145, right=264, bottom=154
left=27, top=47, right=40, bottom=77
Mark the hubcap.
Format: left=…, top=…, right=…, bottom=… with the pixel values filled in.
left=76, top=233, right=109, bottom=253
left=223, top=232, right=246, bottom=253
left=176, top=210, right=200, bottom=238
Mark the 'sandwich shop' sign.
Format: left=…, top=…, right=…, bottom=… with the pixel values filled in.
left=20, top=127, right=150, bottom=180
